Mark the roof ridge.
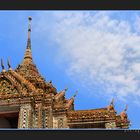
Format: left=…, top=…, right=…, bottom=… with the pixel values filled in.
left=9, top=70, right=37, bottom=93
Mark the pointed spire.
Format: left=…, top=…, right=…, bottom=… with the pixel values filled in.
left=22, top=17, right=33, bottom=65
left=27, top=16, right=32, bottom=49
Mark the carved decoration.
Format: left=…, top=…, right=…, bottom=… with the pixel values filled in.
left=58, top=118, right=63, bottom=128
left=18, top=104, right=32, bottom=128
left=0, top=78, right=19, bottom=97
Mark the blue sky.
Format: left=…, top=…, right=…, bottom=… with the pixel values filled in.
left=0, top=11, right=140, bottom=129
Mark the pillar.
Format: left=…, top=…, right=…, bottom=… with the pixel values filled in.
left=18, top=104, right=32, bottom=128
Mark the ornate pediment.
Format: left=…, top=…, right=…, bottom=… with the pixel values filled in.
left=0, top=77, right=20, bottom=98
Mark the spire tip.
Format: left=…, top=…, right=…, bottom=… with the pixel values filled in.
left=28, top=16, right=32, bottom=21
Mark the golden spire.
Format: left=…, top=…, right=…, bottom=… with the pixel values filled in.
left=22, top=17, right=33, bottom=65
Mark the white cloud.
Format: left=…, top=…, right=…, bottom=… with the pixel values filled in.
left=134, top=15, right=140, bottom=33
left=35, top=11, right=140, bottom=103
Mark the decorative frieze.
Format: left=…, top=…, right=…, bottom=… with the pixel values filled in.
left=53, top=116, right=68, bottom=128
left=105, top=122, right=116, bottom=129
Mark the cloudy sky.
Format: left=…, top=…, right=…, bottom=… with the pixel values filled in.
left=0, top=11, right=140, bottom=129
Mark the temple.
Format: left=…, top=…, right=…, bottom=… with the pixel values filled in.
left=0, top=17, right=130, bottom=129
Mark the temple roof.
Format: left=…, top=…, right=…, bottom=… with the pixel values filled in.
left=0, top=17, right=130, bottom=129
left=67, top=108, right=116, bottom=120
left=0, top=17, right=57, bottom=97
left=67, top=107, right=130, bottom=128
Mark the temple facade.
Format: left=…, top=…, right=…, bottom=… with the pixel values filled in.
left=0, top=17, right=130, bottom=129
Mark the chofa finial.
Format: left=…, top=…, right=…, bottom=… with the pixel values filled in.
left=7, top=59, right=11, bottom=69
left=1, top=59, right=5, bottom=70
